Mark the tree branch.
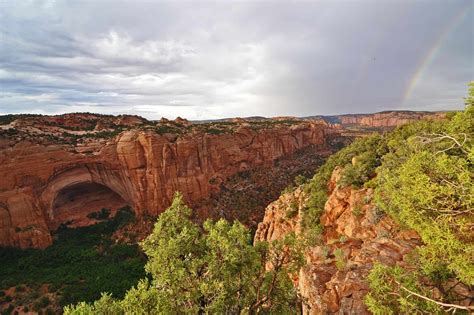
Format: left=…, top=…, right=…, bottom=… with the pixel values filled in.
left=414, top=132, right=468, bottom=155
left=398, top=284, right=474, bottom=311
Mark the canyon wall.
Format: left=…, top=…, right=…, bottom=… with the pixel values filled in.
left=255, top=168, right=421, bottom=314
left=336, top=111, right=446, bottom=127
left=0, top=121, right=335, bottom=248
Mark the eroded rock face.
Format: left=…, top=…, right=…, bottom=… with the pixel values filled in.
left=337, top=111, right=445, bottom=127
left=254, top=167, right=421, bottom=314
left=0, top=119, right=335, bottom=248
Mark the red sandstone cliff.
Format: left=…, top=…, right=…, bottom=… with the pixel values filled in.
left=337, top=111, right=445, bottom=127
left=0, top=116, right=336, bottom=248
left=254, top=168, right=421, bottom=314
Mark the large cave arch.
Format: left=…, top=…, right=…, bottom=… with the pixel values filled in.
left=40, top=164, right=134, bottom=231
left=50, top=181, right=129, bottom=230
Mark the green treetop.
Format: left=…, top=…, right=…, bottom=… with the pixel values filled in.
left=64, top=193, right=305, bottom=314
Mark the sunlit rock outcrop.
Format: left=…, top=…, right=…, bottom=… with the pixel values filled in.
left=0, top=114, right=336, bottom=248
left=255, top=168, right=421, bottom=314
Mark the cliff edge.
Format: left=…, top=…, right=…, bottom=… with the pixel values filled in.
left=255, top=167, right=421, bottom=314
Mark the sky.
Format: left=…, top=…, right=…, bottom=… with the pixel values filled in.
left=0, top=0, right=472, bottom=120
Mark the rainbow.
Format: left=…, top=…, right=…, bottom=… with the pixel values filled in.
left=402, top=3, right=472, bottom=105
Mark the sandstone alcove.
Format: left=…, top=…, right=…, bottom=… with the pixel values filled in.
left=50, top=181, right=130, bottom=230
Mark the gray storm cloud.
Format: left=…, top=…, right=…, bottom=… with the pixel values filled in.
left=0, top=0, right=472, bottom=120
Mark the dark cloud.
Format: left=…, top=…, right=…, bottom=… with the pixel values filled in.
left=0, top=0, right=472, bottom=119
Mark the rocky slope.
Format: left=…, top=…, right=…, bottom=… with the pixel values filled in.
left=255, top=167, right=422, bottom=314
left=0, top=114, right=338, bottom=248
left=194, top=144, right=329, bottom=230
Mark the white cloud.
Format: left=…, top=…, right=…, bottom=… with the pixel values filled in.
left=0, top=0, right=471, bottom=119
left=90, top=31, right=195, bottom=65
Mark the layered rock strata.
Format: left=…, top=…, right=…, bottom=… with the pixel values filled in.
left=336, top=111, right=445, bottom=127
left=0, top=121, right=335, bottom=248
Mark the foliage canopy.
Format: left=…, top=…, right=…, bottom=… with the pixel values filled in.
left=365, top=86, right=473, bottom=313
left=65, top=193, right=305, bottom=314
left=303, top=83, right=473, bottom=313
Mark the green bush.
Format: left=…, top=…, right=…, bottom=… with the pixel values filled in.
left=352, top=204, right=363, bottom=217
left=206, top=127, right=226, bottom=135
left=302, top=133, right=386, bottom=232
left=64, top=193, right=306, bottom=314
left=153, top=125, right=182, bottom=135
left=294, top=175, right=308, bottom=186
left=285, top=199, right=299, bottom=219
left=0, top=128, right=19, bottom=137
left=281, top=184, right=295, bottom=195
left=0, top=206, right=144, bottom=308
left=333, top=248, right=346, bottom=271
left=0, top=114, right=40, bottom=125
left=86, top=208, right=110, bottom=220
left=365, top=85, right=474, bottom=313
